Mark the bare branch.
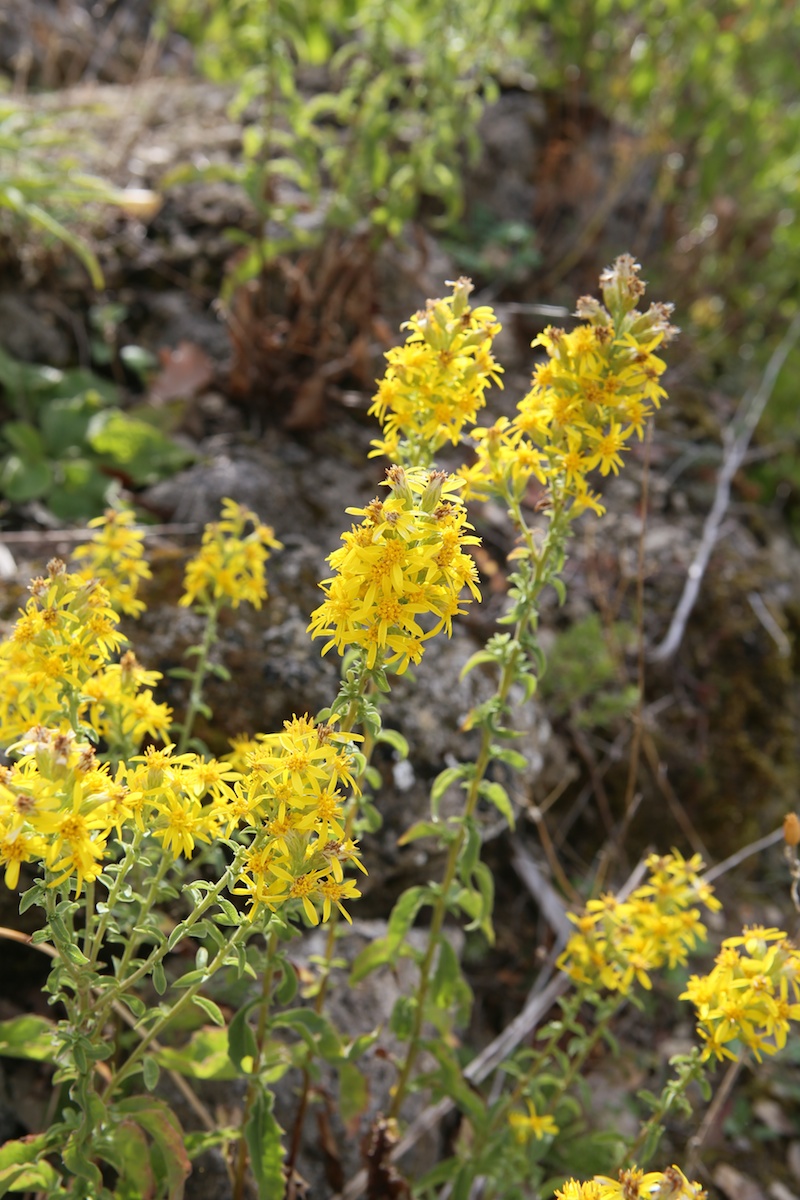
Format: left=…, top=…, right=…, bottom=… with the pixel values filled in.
left=650, top=313, right=800, bottom=662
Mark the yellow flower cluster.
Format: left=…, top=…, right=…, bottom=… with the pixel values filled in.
left=308, top=466, right=481, bottom=674
left=555, top=1165, right=705, bottom=1200
left=180, top=497, right=282, bottom=611
left=0, top=715, right=365, bottom=923
left=0, top=558, right=125, bottom=742
left=226, top=714, right=365, bottom=923
left=680, top=925, right=800, bottom=1062
left=73, top=506, right=152, bottom=616
left=368, top=277, right=503, bottom=466
left=458, top=255, right=677, bottom=515
left=0, top=555, right=170, bottom=750
left=0, top=728, right=240, bottom=894
left=0, top=725, right=133, bottom=893
left=557, top=852, right=720, bottom=995
left=82, top=651, right=172, bottom=752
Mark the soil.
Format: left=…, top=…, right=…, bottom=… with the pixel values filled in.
left=1, top=5, right=799, bottom=1199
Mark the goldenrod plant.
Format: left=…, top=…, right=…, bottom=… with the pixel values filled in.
left=0, top=260, right=797, bottom=1199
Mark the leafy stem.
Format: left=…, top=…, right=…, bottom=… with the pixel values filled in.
left=176, top=601, right=221, bottom=754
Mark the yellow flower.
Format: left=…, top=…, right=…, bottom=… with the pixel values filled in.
left=508, top=1100, right=558, bottom=1143
left=459, top=257, right=675, bottom=516
left=680, top=924, right=800, bottom=1062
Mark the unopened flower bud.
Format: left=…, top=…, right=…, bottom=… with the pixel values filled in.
left=446, top=276, right=474, bottom=317
left=384, top=465, right=413, bottom=504
left=784, top=812, right=800, bottom=847
left=600, top=254, right=646, bottom=316
left=420, top=470, right=448, bottom=512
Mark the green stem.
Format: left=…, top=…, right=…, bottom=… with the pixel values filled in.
left=104, top=920, right=250, bottom=1097
left=86, top=827, right=145, bottom=970
left=388, top=493, right=572, bottom=1120
left=177, top=602, right=220, bottom=754
left=98, top=842, right=249, bottom=1018
left=389, top=648, right=519, bottom=1119
left=232, top=928, right=281, bottom=1200
left=82, top=881, right=95, bottom=960
left=45, top=883, right=102, bottom=1179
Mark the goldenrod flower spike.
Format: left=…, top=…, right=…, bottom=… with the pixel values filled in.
left=458, top=255, right=677, bottom=513
left=180, top=497, right=282, bottom=611
left=308, top=465, right=481, bottom=674
left=368, top=277, right=503, bottom=467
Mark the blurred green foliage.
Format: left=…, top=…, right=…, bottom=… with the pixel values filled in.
left=163, top=0, right=510, bottom=292
left=0, top=101, right=128, bottom=288
left=0, top=351, right=193, bottom=521
left=162, top=0, right=799, bottom=365
left=539, top=614, right=639, bottom=729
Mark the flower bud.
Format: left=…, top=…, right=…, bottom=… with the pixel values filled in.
left=784, top=812, right=800, bottom=847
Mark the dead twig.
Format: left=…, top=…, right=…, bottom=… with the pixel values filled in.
left=701, top=826, right=785, bottom=885
left=650, top=313, right=800, bottom=662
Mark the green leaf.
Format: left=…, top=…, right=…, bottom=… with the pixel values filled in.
left=387, top=885, right=429, bottom=953
left=430, top=939, right=471, bottom=1023
left=478, top=780, right=515, bottom=829
left=1, top=421, right=45, bottom=460
left=459, top=648, right=499, bottom=679
left=142, top=1055, right=160, bottom=1092
left=152, top=961, right=167, bottom=996
left=40, top=394, right=101, bottom=453
left=349, top=935, right=391, bottom=984
left=389, top=994, right=416, bottom=1039
left=270, top=1009, right=341, bottom=1061
left=338, top=1060, right=369, bottom=1126
left=228, top=1002, right=259, bottom=1071
left=244, top=1091, right=285, bottom=1200
left=0, top=1135, right=61, bottom=1193
left=398, top=819, right=453, bottom=846
left=193, top=995, right=225, bottom=1027
left=0, top=1015, right=59, bottom=1063
left=0, top=454, right=53, bottom=502
left=46, top=459, right=110, bottom=521
left=171, top=968, right=209, bottom=988
left=489, top=747, right=529, bottom=771
left=156, top=1026, right=239, bottom=1081
left=430, top=766, right=469, bottom=815
left=275, top=962, right=298, bottom=1006
left=101, top=1119, right=153, bottom=1199
left=375, top=727, right=409, bottom=758
left=88, top=409, right=193, bottom=485
left=114, top=1097, right=190, bottom=1200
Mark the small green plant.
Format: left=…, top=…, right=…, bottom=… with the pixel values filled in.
left=0, top=261, right=796, bottom=1200
left=165, top=0, right=506, bottom=290
left=0, top=101, right=146, bottom=289
left=0, top=349, right=193, bottom=520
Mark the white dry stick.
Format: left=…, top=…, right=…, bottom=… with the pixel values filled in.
left=650, top=312, right=800, bottom=662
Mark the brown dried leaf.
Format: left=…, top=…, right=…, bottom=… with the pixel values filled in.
left=150, top=341, right=215, bottom=404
